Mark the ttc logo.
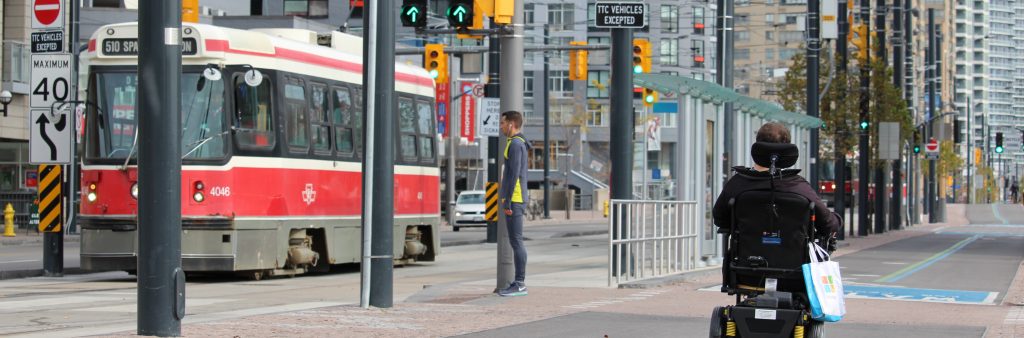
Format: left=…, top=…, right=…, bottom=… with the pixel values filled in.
left=302, top=184, right=317, bottom=205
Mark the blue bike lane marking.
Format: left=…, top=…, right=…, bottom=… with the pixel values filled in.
left=843, top=285, right=998, bottom=305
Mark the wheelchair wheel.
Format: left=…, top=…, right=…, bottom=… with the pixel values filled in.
left=709, top=306, right=725, bottom=338
left=806, top=320, right=825, bottom=338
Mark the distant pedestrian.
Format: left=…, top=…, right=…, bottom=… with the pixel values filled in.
left=498, top=110, right=530, bottom=297
left=1011, top=182, right=1019, bottom=204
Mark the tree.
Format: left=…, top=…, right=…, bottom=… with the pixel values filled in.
left=776, top=49, right=859, bottom=162
left=867, top=58, right=913, bottom=169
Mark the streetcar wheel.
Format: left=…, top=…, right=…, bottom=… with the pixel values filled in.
left=252, top=270, right=264, bottom=281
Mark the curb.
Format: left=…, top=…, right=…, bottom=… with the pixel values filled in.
left=0, top=235, right=81, bottom=247
left=0, top=267, right=86, bottom=280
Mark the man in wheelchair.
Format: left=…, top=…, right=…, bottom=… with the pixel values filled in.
left=709, top=123, right=841, bottom=338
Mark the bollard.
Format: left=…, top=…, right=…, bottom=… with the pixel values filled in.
left=603, top=200, right=609, bottom=218
left=3, top=203, right=15, bottom=237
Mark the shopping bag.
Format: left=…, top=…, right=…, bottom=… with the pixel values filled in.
left=802, top=242, right=845, bottom=322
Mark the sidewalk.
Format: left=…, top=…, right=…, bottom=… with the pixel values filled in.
left=0, top=228, right=80, bottom=247
left=93, top=205, right=971, bottom=338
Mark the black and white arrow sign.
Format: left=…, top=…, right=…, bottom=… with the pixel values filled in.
left=30, top=110, right=70, bottom=164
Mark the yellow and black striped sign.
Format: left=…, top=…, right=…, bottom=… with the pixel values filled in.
left=485, top=182, right=499, bottom=222
left=37, top=165, right=62, bottom=233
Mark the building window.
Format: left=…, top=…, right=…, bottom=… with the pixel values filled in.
left=736, top=31, right=750, bottom=41
left=549, top=71, right=572, bottom=94
left=693, top=7, right=706, bottom=34
left=548, top=3, right=574, bottom=30
left=551, top=103, right=574, bottom=125
left=735, top=48, right=750, bottom=60
left=587, top=70, right=610, bottom=98
left=524, top=71, right=534, bottom=98
left=284, top=0, right=328, bottom=18
left=525, top=3, right=535, bottom=25
left=661, top=5, right=679, bottom=33
left=691, top=40, right=705, bottom=67
left=587, top=101, right=608, bottom=127
left=660, top=38, right=679, bottom=66
left=588, top=36, right=610, bottom=64
left=765, top=31, right=775, bottom=41
left=765, top=48, right=775, bottom=60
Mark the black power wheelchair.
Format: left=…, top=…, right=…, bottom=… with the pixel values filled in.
left=709, top=144, right=835, bottom=338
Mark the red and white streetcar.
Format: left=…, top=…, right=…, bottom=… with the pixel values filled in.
left=79, top=22, right=440, bottom=278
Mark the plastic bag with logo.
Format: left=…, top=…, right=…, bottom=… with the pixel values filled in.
left=802, top=242, right=845, bottom=322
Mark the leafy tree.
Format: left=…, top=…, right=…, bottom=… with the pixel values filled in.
left=867, top=58, right=913, bottom=168
left=776, top=49, right=859, bottom=162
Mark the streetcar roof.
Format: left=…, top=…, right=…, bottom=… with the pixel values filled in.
left=85, top=22, right=434, bottom=94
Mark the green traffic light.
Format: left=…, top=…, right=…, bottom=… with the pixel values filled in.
left=634, top=65, right=643, bottom=74
left=996, top=146, right=1004, bottom=154
left=400, top=2, right=427, bottom=27
left=429, top=69, right=439, bottom=79
left=860, top=121, right=868, bottom=130
left=447, top=1, right=472, bottom=27
left=645, top=95, right=655, bottom=103
left=405, top=6, right=420, bottom=22
left=913, top=146, right=920, bottom=154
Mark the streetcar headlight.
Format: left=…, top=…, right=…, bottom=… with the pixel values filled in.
left=87, top=191, right=97, bottom=203
left=193, top=191, right=205, bottom=203
left=194, top=181, right=204, bottom=190
left=831, top=183, right=836, bottom=190
left=131, top=182, right=139, bottom=200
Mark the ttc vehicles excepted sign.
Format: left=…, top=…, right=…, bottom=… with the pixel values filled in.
left=594, top=2, right=647, bottom=28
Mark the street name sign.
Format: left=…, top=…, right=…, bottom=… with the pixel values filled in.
left=594, top=2, right=647, bottom=28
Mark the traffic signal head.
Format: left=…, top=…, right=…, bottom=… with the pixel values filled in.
left=860, top=120, right=868, bottom=130
left=569, top=41, right=588, bottom=81
left=424, top=44, right=448, bottom=83
left=850, top=24, right=869, bottom=62
left=447, top=0, right=474, bottom=29
left=913, top=144, right=921, bottom=154
left=632, top=39, right=651, bottom=74
left=996, top=132, right=1004, bottom=153
left=400, top=0, right=427, bottom=28
left=642, top=87, right=658, bottom=107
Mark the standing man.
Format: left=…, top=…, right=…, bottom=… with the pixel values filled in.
left=499, top=110, right=530, bottom=297
left=1011, top=181, right=1019, bottom=204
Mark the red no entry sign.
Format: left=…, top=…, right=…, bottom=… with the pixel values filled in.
left=33, top=0, right=62, bottom=28
left=925, top=138, right=938, bottom=152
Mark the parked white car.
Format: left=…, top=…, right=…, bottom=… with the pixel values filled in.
left=453, top=190, right=487, bottom=231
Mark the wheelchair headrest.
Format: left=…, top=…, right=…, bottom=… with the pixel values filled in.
left=751, top=142, right=799, bottom=169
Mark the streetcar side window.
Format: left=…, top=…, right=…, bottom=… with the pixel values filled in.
left=398, top=97, right=418, bottom=161
left=416, top=99, right=435, bottom=163
left=284, top=77, right=309, bottom=152
left=233, top=74, right=275, bottom=151
left=353, top=86, right=364, bottom=157
left=310, top=82, right=331, bottom=155
left=331, top=86, right=354, bottom=157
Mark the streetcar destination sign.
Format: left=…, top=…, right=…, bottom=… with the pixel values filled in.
left=101, top=38, right=198, bottom=56
left=594, top=2, right=647, bottom=28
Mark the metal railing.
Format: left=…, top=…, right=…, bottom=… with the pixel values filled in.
left=608, top=200, right=699, bottom=286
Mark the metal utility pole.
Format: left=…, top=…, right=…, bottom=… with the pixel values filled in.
left=890, top=0, right=902, bottom=230
left=858, top=0, right=871, bottom=237
left=836, top=0, right=849, bottom=240
left=927, top=9, right=938, bottom=224
left=486, top=19, right=500, bottom=243
left=967, top=97, right=972, bottom=204
left=807, top=0, right=821, bottom=191
left=934, top=31, right=946, bottom=221
left=496, top=0, right=524, bottom=290
left=904, top=0, right=916, bottom=224
left=542, top=25, right=551, bottom=219
left=361, top=0, right=396, bottom=308
left=610, top=26, right=633, bottom=274
left=68, top=0, right=81, bottom=235
left=137, top=1, right=183, bottom=335
left=717, top=0, right=736, bottom=179
left=873, top=0, right=886, bottom=234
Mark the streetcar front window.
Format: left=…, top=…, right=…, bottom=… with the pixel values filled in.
left=87, top=69, right=227, bottom=161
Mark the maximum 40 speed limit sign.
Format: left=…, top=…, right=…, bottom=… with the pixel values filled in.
left=30, top=53, right=71, bottom=109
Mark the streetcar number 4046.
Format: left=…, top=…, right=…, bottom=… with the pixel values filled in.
left=209, top=186, right=231, bottom=197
